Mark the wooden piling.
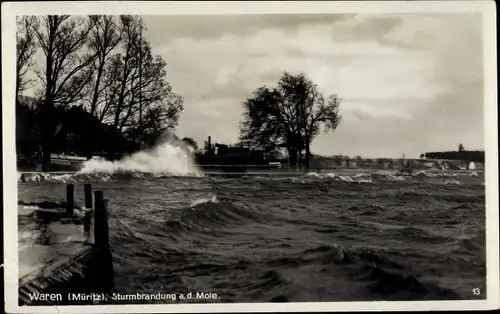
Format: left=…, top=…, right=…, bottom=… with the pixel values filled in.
left=83, top=211, right=92, bottom=241
left=93, top=197, right=114, bottom=292
left=84, top=183, right=93, bottom=209
left=94, top=198, right=109, bottom=251
left=19, top=188, right=116, bottom=304
left=94, top=190, right=104, bottom=205
left=66, top=184, right=74, bottom=217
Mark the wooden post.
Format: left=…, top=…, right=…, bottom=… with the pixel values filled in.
left=83, top=210, right=92, bottom=241
left=93, top=190, right=104, bottom=245
left=94, top=190, right=104, bottom=205
left=84, top=183, right=93, bottom=209
left=94, top=197, right=114, bottom=291
left=66, top=184, right=74, bottom=217
left=94, top=198, right=109, bottom=250
left=83, top=184, right=94, bottom=242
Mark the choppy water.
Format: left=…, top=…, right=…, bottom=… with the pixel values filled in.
left=17, top=169, right=486, bottom=302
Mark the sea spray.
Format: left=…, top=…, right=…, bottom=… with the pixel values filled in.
left=79, top=139, right=203, bottom=176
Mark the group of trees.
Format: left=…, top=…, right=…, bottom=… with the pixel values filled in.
left=16, top=15, right=183, bottom=170
left=16, top=16, right=343, bottom=172
left=16, top=97, right=139, bottom=160
left=420, top=144, right=485, bottom=162
left=238, top=72, right=342, bottom=171
left=422, top=151, right=485, bottom=163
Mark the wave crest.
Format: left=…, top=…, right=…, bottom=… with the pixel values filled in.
left=164, top=198, right=261, bottom=236
left=80, top=139, right=202, bottom=176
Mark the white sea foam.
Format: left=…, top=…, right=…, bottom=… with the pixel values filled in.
left=79, top=139, right=202, bottom=176
left=190, top=196, right=218, bottom=207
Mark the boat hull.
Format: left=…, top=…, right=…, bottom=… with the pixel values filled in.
left=17, top=154, right=87, bottom=172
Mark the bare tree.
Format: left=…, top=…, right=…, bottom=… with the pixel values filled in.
left=16, top=16, right=39, bottom=100
left=83, top=16, right=184, bottom=152
left=109, top=15, right=142, bottom=132
left=86, top=15, right=123, bottom=117
left=15, top=15, right=185, bottom=164
left=92, top=53, right=122, bottom=124
left=33, top=15, right=97, bottom=170
left=104, top=16, right=183, bottom=149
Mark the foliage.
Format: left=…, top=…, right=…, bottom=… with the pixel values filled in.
left=239, top=72, right=342, bottom=170
left=16, top=97, right=136, bottom=159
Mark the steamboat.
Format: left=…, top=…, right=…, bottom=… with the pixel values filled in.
left=194, top=136, right=282, bottom=173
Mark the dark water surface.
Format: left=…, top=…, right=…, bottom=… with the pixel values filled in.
left=17, top=170, right=486, bottom=303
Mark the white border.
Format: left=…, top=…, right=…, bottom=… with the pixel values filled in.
left=2, top=1, right=498, bottom=313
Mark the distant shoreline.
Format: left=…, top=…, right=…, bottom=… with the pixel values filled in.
left=17, top=168, right=483, bottom=176
left=422, top=150, right=484, bottom=163
left=16, top=149, right=485, bottom=174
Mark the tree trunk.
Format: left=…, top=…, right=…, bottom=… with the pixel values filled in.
left=42, top=71, right=54, bottom=171
left=15, top=77, right=20, bottom=107
left=40, top=99, right=56, bottom=172
left=298, top=149, right=303, bottom=172
left=288, top=148, right=297, bottom=171
left=42, top=137, right=52, bottom=172
left=90, top=57, right=105, bottom=117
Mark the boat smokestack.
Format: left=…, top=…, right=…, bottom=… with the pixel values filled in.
left=208, top=136, right=212, bottom=155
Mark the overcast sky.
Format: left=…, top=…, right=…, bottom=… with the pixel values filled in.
left=141, top=13, right=483, bottom=158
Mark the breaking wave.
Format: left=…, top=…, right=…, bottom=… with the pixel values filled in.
left=163, top=197, right=263, bottom=237
left=306, top=172, right=373, bottom=183
left=17, top=172, right=205, bottom=183
left=79, top=139, right=202, bottom=176
left=17, top=166, right=485, bottom=302
left=18, top=168, right=481, bottom=184
left=110, top=195, right=463, bottom=300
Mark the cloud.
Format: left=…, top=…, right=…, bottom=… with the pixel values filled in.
left=146, top=13, right=483, bottom=158
left=143, top=14, right=351, bottom=46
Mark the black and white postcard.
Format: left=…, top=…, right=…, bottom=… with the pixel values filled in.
left=2, top=1, right=498, bottom=313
